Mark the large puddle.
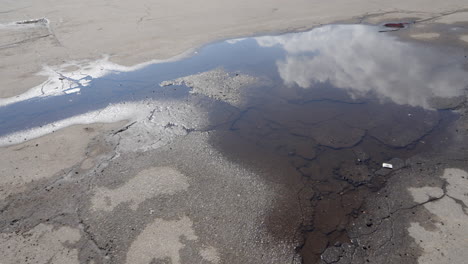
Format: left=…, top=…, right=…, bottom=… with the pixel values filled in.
left=1, top=24, right=468, bottom=262
left=1, top=24, right=467, bottom=137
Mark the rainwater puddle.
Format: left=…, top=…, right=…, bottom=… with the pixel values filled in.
left=1, top=24, right=468, bottom=262
left=1, top=24, right=467, bottom=137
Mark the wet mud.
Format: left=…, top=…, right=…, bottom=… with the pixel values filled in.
left=1, top=24, right=468, bottom=263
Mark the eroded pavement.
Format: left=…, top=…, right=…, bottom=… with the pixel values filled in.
left=1, top=22, right=468, bottom=264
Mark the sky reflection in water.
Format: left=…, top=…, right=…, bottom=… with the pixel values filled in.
left=253, top=25, right=468, bottom=108
left=1, top=24, right=467, bottom=137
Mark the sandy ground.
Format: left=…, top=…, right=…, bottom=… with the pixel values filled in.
left=2, top=1, right=468, bottom=264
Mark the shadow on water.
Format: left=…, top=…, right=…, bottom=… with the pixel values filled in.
left=1, top=24, right=468, bottom=263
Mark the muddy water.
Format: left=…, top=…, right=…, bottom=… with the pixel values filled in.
left=208, top=84, right=457, bottom=263
left=1, top=24, right=468, bottom=262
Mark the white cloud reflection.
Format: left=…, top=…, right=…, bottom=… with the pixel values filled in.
left=256, top=25, right=468, bottom=109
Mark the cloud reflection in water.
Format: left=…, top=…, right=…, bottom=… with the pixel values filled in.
left=255, top=25, right=468, bottom=109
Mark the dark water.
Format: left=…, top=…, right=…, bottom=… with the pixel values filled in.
left=1, top=24, right=468, bottom=262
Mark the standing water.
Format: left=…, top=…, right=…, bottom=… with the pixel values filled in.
left=1, top=24, right=467, bottom=263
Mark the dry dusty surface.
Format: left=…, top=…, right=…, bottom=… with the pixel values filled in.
left=2, top=1, right=468, bottom=264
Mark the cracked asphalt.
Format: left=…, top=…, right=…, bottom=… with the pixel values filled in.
left=1, top=6, right=468, bottom=264
left=1, top=71, right=466, bottom=263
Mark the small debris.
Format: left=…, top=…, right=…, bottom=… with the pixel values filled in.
left=382, top=163, right=393, bottom=169
left=63, top=88, right=81, bottom=94
left=384, top=23, right=409, bottom=28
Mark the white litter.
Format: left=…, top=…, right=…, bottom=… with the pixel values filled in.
left=382, top=163, right=393, bottom=169
left=63, top=88, right=81, bottom=94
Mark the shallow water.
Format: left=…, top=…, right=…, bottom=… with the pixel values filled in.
left=0, top=24, right=467, bottom=136
left=1, top=24, right=467, bottom=262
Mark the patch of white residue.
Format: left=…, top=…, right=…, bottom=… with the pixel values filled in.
left=0, top=50, right=194, bottom=107
left=0, top=101, right=140, bottom=146
left=225, top=38, right=247, bottom=44
left=0, top=98, right=210, bottom=149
